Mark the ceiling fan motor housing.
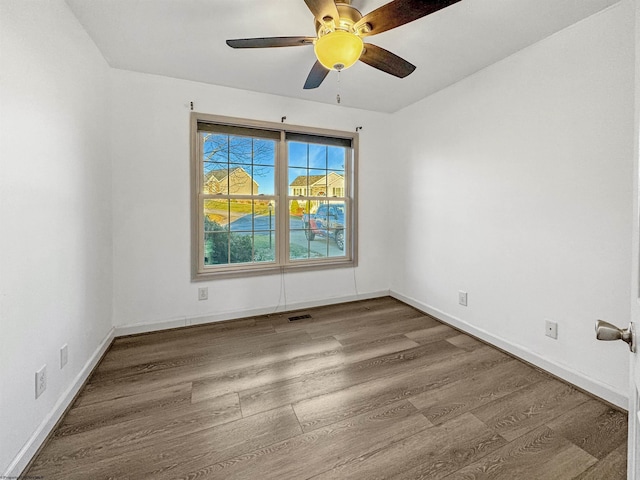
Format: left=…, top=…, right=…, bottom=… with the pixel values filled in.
left=314, top=2, right=363, bottom=33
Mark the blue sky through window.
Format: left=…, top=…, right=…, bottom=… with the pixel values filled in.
left=288, top=141, right=345, bottom=172
left=202, top=135, right=346, bottom=197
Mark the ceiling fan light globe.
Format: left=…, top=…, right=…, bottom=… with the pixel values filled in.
left=314, top=31, right=363, bottom=71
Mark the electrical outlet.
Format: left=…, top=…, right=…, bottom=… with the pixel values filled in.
left=60, top=344, right=68, bottom=369
left=458, top=291, right=468, bottom=306
left=545, top=320, right=558, bottom=339
left=198, top=287, right=208, bottom=301
left=35, top=365, right=47, bottom=399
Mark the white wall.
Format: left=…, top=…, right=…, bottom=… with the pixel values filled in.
left=109, top=70, right=392, bottom=331
left=390, top=1, right=635, bottom=405
left=0, top=1, right=113, bottom=475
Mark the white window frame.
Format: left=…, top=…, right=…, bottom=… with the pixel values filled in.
left=191, top=113, right=358, bottom=280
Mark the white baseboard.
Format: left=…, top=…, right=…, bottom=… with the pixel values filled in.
left=4, top=327, right=115, bottom=479
left=390, top=291, right=628, bottom=410
left=114, top=316, right=188, bottom=337
left=114, top=290, right=391, bottom=337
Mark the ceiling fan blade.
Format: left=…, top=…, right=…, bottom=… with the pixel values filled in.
left=355, top=0, right=461, bottom=37
left=303, top=61, right=330, bottom=89
left=304, top=0, right=340, bottom=25
left=226, top=37, right=314, bottom=48
left=360, top=43, right=416, bottom=78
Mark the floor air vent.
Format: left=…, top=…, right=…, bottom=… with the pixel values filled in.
left=288, top=314, right=312, bottom=322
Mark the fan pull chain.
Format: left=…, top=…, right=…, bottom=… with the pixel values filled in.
left=336, top=71, right=341, bottom=105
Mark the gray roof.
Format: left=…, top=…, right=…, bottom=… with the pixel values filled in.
left=205, top=166, right=243, bottom=183
left=289, top=175, right=326, bottom=187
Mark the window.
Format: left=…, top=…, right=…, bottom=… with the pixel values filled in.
left=191, top=113, right=357, bottom=279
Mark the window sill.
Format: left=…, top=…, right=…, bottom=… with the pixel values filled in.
left=192, top=257, right=358, bottom=281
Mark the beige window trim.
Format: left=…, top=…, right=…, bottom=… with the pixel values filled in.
left=191, top=113, right=358, bottom=280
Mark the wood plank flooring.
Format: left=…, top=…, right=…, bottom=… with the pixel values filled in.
left=25, top=297, right=627, bottom=479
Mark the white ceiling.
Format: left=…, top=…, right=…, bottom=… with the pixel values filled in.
left=65, top=0, right=621, bottom=113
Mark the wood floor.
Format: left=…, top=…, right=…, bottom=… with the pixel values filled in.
left=26, top=297, right=628, bottom=479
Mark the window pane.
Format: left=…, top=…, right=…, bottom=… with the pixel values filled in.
left=253, top=232, right=275, bottom=262
left=204, top=200, right=276, bottom=266
left=203, top=162, right=226, bottom=193
left=203, top=134, right=276, bottom=193
left=289, top=167, right=309, bottom=196
left=253, top=199, right=276, bottom=231
left=287, top=142, right=346, bottom=197
left=252, top=165, right=275, bottom=196
left=289, top=200, right=346, bottom=260
left=205, top=163, right=273, bottom=195
left=253, top=200, right=276, bottom=263
left=227, top=199, right=252, bottom=233
left=204, top=231, right=229, bottom=265
left=289, top=198, right=305, bottom=219
left=288, top=141, right=308, bottom=168
left=204, top=163, right=258, bottom=195
left=205, top=199, right=230, bottom=229
left=308, top=144, right=327, bottom=169
left=253, top=139, right=276, bottom=166
left=289, top=226, right=329, bottom=260
left=205, top=164, right=271, bottom=196
left=229, top=232, right=253, bottom=264
left=326, top=200, right=347, bottom=257
left=228, top=135, right=253, bottom=165
left=224, top=164, right=250, bottom=195
left=202, top=133, right=228, bottom=163
left=290, top=201, right=311, bottom=259
left=308, top=169, right=328, bottom=197
left=327, top=170, right=345, bottom=197
left=327, top=146, right=346, bottom=171
left=290, top=227, right=315, bottom=260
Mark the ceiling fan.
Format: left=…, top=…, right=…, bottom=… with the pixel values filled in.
left=226, top=0, right=461, bottom=89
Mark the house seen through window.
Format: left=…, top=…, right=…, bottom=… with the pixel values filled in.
left=192, top=114, right=357, bottom=278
